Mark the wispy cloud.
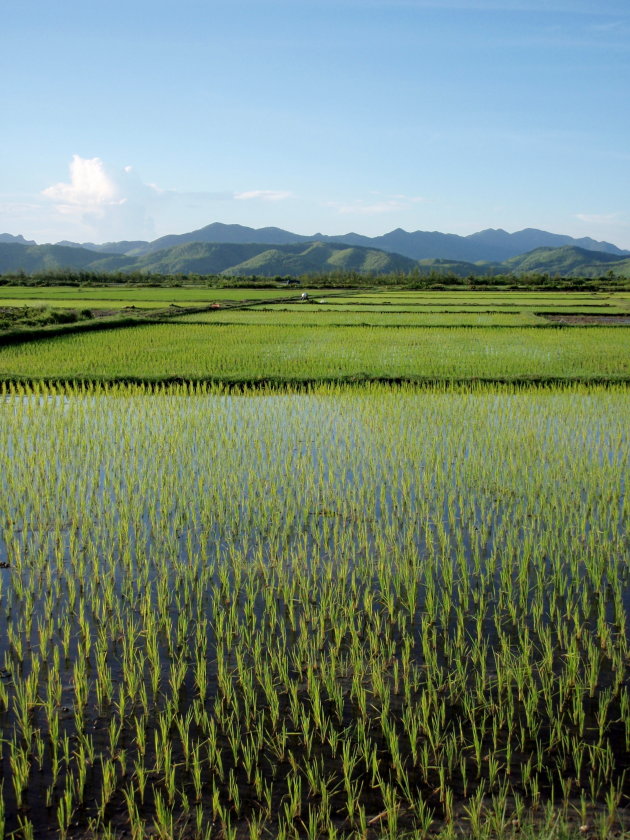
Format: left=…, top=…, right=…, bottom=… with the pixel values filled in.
left=333, top=0, right=627, bottom=12
left=234, top=189, right=293, bottom=201
left=325, top=193, right=425, bottom=216
left=575, top=212, right=620, bottom=224
left=588, top=20, right=626, bottom=31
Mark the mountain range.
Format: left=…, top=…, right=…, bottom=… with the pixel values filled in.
left=0, top=224, right=629, bottom=277
left=42, top=223, right=629, bottom=262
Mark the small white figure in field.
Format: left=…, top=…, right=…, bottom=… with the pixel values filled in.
left=301, top=292, right=309, bottom=300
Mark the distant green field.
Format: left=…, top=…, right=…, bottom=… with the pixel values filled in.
left=0, top=323, right=627, bottom=382
left=300, top=293, right=630, bottom=310
left=326, top=291, right=630, bottom=305
left=249, top=303, right=629, bottom=316
left=178, top=309, right=544, bottom=326
left=0, top=286, right=308, bottom=308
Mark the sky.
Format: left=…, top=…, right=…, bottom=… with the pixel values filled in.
left=2, top=0, right=629, bottom=247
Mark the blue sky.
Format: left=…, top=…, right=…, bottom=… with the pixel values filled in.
left=2, top=0, right=629, bottom=247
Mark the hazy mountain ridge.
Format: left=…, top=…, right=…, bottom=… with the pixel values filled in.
left=0, top=233, right=37, bottom=246
left=11, top=223, right=626, bottom=263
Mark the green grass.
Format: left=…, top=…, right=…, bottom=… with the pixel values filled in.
left=0, top=323, right=628, bottom=382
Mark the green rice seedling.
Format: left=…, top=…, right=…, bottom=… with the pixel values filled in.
left=241, top=734, right=259, bottom=784
left=463, top=782, right=487, bottom=837
left=190, top=743, right=204, bottom=802
left=164, top=748, right=177, bottom=806
left=56, top=783, right=74, bottom=840
left=32, top=728, right=45, bottom=772
left=107, top=716, right=122, bottom=759
left=74, top=743, right=88, bottom=799
left=17, top=815, right=35, bottom=840
left=98, top=755, right=118, bottom=819
left=175, top=707, right=194, bottom=768
left=134, top=757, right=148, bottom=805
left=117, top=748, right=127, bottom=778
left=122, top=785, right=144, bottom=840
left=284, top=772, right=302, bottom=821
left=12, top=677, right=35, bottom=744
left=378, top=778, right=400, bottom=839
left=210, top=779, right=224, bottom=823
left=153, top=789, right=175, bottom=840
left=10, top=740, right=30, bottom=809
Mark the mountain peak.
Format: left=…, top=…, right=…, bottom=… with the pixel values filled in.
left=0, top=233, right=36, bottom=246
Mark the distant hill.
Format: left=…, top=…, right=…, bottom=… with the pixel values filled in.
left=416, top=258, right=497, bottom=276
left=504, top=246, right=630, bottom=277
left=0, top=240, right=419, bottom=277
left=45, top=223, right=629, bottom=263
left=0, top=242, right=108, bottom=273
left=1, top=238, right=630, bottom=279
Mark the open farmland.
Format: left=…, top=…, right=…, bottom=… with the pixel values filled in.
left=0, top=288, right=629, bottom=839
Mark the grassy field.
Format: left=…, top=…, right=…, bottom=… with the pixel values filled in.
left=0, top=382, right=628, bottom=839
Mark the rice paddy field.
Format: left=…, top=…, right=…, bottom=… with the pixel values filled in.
left=0, top=287, right=628, bottom=316
left=0, top=289, right=629, bottom=838
left=0, top=324, right=628, bottom=384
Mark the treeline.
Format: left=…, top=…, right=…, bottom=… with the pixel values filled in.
left=1, top=267, right=628, bottom=291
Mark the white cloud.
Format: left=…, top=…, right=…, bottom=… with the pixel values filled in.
left=234, top=189, right=293, bottom=201
left=11, top=155, right=298, bottom=242
left=43, top=155, right=127, bottom=207
left=40, top=155, right=164, bottom=241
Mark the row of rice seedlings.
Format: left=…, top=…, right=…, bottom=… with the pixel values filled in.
left=0, top=382, right=628, bottom=837
left=313, top=293, right=629, bottom=307
left=176, top=310, right=546, bottom=327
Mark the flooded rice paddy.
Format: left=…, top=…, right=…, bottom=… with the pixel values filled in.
left=0, top=382, right=628, bottom=839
